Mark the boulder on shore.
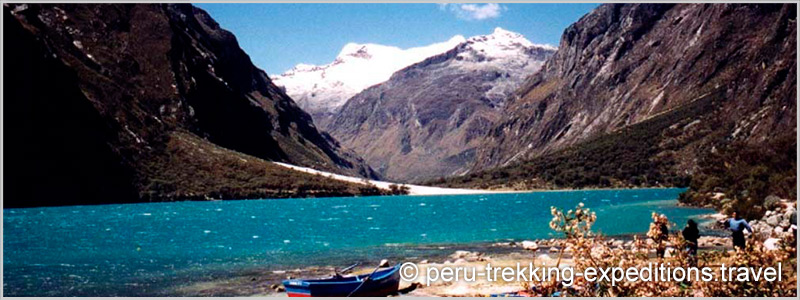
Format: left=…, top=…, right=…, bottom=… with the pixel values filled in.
left=449, top=250, right=484, bottom=262
left=764, top=238, right=781, bottom=250
left=766, top=215, right=780, bottom=227
left=521, top=241, right=539, bottom=251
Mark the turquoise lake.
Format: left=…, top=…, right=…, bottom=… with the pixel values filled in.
left=3, top=188, right=715, bottom=296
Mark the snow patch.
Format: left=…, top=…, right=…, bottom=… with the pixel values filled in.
left=272, top=162, right=500, bottom=196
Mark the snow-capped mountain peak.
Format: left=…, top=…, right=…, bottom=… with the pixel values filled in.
left=458, top=27, right=557, bottom=59
left=443, top=27, right=555, bottom=69
left=271, top=29, right=554, bottom=125
left=288, top=63, right=323, bottom=73
left=272, top=36, right=465, bottom=118
left=336, top=43, right=390, bottom=60
left=467, top=27, right=558, bottom=52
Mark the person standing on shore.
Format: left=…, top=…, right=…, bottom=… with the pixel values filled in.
left=682, top=219, right=700, bottom=266
left=648, top=214, right=670, bottom=259
left=725, top=212, right=752, bottom=250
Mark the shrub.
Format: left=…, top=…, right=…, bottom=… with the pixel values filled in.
left=388, top=184, right=411, bottom=195
left=522, top=203, right=797, bottom=297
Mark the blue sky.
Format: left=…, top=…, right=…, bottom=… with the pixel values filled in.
left=195, top=3, right=599, bottom=75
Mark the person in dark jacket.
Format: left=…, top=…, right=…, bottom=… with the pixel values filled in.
left=725, top=212, right=752, bottom=250
left=682, top=219, right=700, bottom=265
left=653, top=214, right=670, bottom=259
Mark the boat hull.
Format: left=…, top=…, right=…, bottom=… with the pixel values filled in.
left=283, top=264, right=401, bottom=297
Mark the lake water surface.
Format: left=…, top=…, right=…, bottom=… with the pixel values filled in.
left=3, top=188, right=714, bottom=296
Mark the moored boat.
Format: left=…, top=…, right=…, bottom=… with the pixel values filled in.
left=282, top=264, right=401, bottom=297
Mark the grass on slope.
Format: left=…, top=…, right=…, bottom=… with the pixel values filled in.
left=428, top=90, right=721, bottom=190
left=137, top=131, right=388, bottom=201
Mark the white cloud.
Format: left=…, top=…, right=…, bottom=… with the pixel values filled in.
left=440, top=3, right=505, bottom=21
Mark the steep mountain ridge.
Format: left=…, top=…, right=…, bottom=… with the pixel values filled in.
left=441, top=3, right=795, bottom=217
left=4, top=3, right=380, bottom=207
left=272, top=35, right=466, bottom=126
left=475, top=4, right=796, bottom=172
left=327, top=28, right=555, bottom=181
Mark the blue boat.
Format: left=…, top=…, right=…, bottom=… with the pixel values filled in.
left=282, top=264, right=401, bottom=297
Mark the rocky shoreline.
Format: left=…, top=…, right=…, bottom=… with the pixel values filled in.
left=168, top=201, right=796, bottom=297
left=702, top=200, right=797, bottom=242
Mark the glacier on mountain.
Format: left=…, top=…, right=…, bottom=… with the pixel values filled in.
left=272, top=35, right=467, bottom=118
left=272, top=28, right=556, bottom=125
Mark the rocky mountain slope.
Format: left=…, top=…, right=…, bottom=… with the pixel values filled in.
left=272, top=36, right=466, bottom=127
left=327, top=28, right=555, bottom=181
left=440, top=3, right=796, bottom=218
left=476, top=4, right=795, bottom=171
left=4, top=3, right=382, bottom=207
